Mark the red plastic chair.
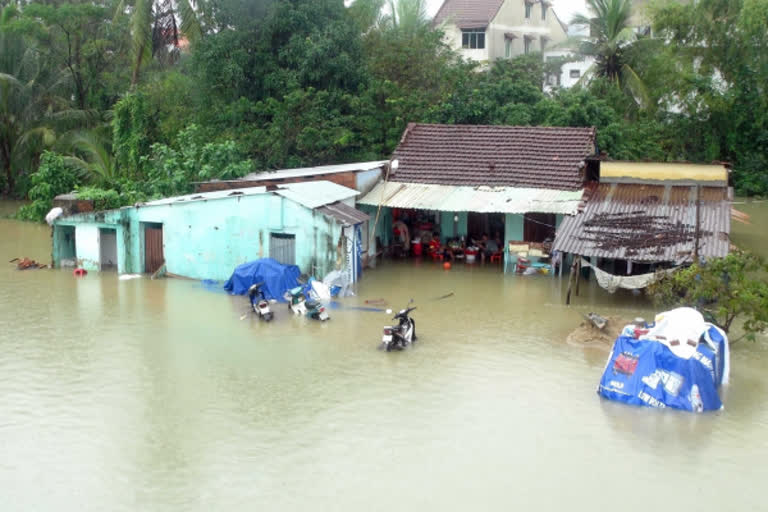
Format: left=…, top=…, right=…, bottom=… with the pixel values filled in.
left=490, top=251, right=503, bottom=263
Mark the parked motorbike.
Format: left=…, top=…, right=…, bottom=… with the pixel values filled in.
left=379, top=301, right=417, bottom=351
left=248, top=282, right=274, bottom=321
left=286, top=286, right=330, bottom=321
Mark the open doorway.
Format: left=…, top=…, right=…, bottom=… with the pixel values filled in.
left=467, top=212, right=505, bottom=242
left=56, top=226, right=76, bottom=265
left=523, top=213, right=556, bottom=243
left=99, top=228, right=118, bottom=270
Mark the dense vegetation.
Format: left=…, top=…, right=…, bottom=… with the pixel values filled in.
left=2, top=0, right=767, bottom=221
left=648, top=250, right=768, bottom=342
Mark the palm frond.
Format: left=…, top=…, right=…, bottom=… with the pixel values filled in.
left=177, top=0, right=202, bottom=43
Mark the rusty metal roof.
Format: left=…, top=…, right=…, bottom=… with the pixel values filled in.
left=317, top=201, right=370, bottom=226
left=357, top=181, right=583, bottom=215
left=389, top=123, right=596, bottom=191
left=552, top=183, right=732, bottom=263
left=600, top=161, right=729, bottom=185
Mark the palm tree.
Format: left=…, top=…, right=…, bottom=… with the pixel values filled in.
left=116, top=0, right=205, bottom=86
left=350, top=0, right=430, bottom=34
left=571, top=0, right=649, bottom=105
left=383, top=0, right=429, bottom=33
left=0, top=6, right=75, bottom=195
left=61, top=131, right=118, bottom=187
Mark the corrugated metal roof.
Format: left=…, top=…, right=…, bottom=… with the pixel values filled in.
left=141, top=181, right=358, bottom=210
left=600, top=161, right=729, bottom=185
left=358, top=181, right=583, bottom=215
left=203, top=160, right=387, bottom=184
left=552, top=183, right=731, bottom=263
left=273, top=181, right=359, bottom=209
left=317, top=202, right=370, bottom=226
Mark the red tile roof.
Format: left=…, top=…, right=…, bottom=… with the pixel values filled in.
left=389, top=123, right=597, bottom=190
left=434, top=0, right=506, bottom=28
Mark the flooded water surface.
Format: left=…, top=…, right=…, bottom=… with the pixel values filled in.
left=2, top=202, right=768, bottom=511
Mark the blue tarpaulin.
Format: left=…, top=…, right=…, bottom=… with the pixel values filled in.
left=223, top=258, right=300, bottom=301
left=598, top=330, right=726, bottom=412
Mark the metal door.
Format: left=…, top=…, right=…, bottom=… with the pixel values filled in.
left=269, top=233, right=296, bottom=265
left=145, top=224, right=164, bottom=273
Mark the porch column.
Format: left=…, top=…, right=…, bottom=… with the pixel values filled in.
left=504, top=214, right=525, bottom=272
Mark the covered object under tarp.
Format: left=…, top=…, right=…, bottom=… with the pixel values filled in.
left=223, top=258, right=300, bottom=301
left=598, top=308, right=729, bottom=413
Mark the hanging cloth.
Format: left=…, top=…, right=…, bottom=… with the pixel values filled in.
left=580, top=258, right=677, bottom=294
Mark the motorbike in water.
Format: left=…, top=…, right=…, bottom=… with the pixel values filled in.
left=286, top=286, right=330, bottom=321
left=379, top=301, right=417, bottom=351
left=248, top=282, right=274, bottom=321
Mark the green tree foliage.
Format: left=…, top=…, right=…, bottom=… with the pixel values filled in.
left=648, top=251, right=768, bottom=341
left=139, top=124, right=252, bottom=197
left=571, top=0, right=650, bottom=107
left=0, top=5, right=71, bottom=196
left=114, top=0, right=205, bottom=85
left=16, top=1, right=129, bottom=110
left=17, top=151, right=80, bottom=221
left=112, top=91, right=154, bottom=179
left=652, top=0, right=768, bottom=195
left=7, top=0, right=768, bottom=208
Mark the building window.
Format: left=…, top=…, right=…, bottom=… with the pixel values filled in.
left=505, top=39, right=512, bottom=58
left=461, top=29, right=485, bottom=49
left=524, top=38, right=531, bottom=54
left=525, top=3, right=532, bottom=19
left=541, top=4, right=547, bottom=20
left=570, top=69, right=581, bottom=79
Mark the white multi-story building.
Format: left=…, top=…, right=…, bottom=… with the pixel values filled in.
left=434, top=0, right=569, bottom=63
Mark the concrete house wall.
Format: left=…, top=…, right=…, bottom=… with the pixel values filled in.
left=53, top=194, right=346, bottom=281
left=440, top=0, right=568, bottom=64
left=133, top=194, right=342, bottom=281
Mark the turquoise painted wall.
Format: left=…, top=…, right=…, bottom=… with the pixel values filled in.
left=504, top=214, right=525, bottom=270
left=54, top=210, right=130, bottom=272
left=134, top=194, right=341, bottom=280
left=438, top=211, right=468, bottom=240
left=358, top=204, right=392, bottom=249
left=440, top=212, right=455, bottom=238
left=54, top=194, right=344, bottom=280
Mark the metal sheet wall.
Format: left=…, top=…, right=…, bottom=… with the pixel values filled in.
left=269, top=233, right=296, bottom=265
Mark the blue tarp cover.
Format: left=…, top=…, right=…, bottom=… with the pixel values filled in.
left=223, top=258, right=300, bottom=301
left=598, top=334, right=723, bottom=412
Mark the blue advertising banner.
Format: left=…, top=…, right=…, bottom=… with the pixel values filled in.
left=598, top=335, right=723, bottom=412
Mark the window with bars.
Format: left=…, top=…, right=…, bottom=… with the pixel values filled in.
left=461, top=29, right=485, bottom=49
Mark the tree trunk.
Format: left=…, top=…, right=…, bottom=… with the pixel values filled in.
left=1, top=142, right=12, bottom=195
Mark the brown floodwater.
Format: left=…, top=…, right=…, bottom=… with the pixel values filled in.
left=1, top=200, right=767, bottom=511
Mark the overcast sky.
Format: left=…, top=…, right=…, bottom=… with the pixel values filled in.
left=424, top=0, right=589, bottom=24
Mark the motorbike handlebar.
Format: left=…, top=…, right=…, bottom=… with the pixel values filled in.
left=393, top=306, right=416, bottom=319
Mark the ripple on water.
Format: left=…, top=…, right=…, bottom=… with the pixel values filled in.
left=1, top=219, right=768, bottom=510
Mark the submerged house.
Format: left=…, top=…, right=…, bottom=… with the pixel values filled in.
left=51, top=181, right=370, bottom=283
left=357, top=123, right=598, bottom=269
left=552, top=161, right=732, bottom=288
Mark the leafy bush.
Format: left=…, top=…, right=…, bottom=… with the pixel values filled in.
left=75, top=186, right=122, bottom=211
left=140, top=124, right=253, bottom=197
left=647, top=251, right=768, bottom=341
left=16, top=152, right=81, bottom=222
